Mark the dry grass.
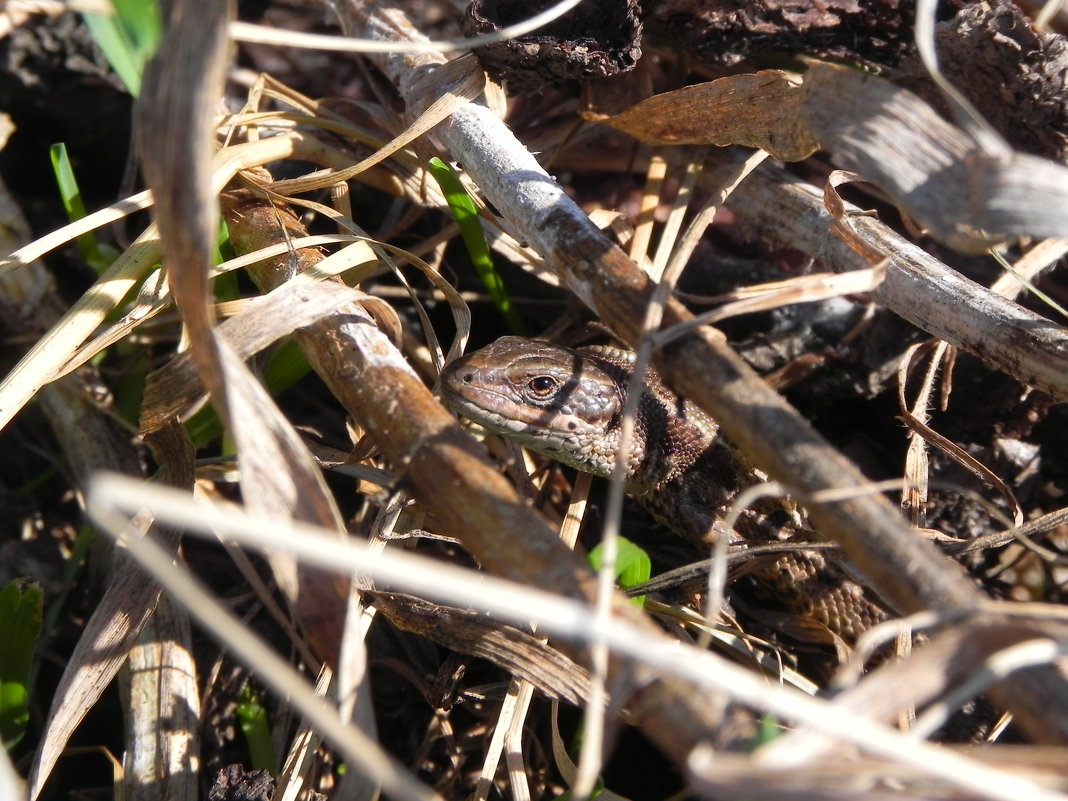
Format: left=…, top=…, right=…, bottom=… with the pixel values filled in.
left=3, top=1, right=1068, bottom=800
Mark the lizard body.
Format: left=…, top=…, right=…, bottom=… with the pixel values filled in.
left=440, top=336, right=887, bottom=642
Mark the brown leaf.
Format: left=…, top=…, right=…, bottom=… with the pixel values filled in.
left=593, top=70, right=819, bottom=162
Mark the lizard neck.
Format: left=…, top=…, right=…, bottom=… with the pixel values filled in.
left=568, top=347, right=760, bottom=545
left=579, top=346, right=722, bottom=490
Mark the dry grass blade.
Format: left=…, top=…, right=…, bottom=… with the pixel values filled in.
left=230, top=0, right=584, bottom=54
left=275, top=666, right=332, bottom=801
left=0, top=228, right=161, bottom=432
left=899, top=340, right=944, bottom=528
left=946, top=507, right=1068, bottom=560
left=0, top=188, right=154, bottom=278
left=628, top=151, right=667, bottom=264
left=995, top=239, right=1068, bottom=297
left=898, top=342, right=1024, bottom=526
left=500, top=683, right=539, bottom=801
left=259, top=57, right=484, bottom=197
left=121, top=594, right=199, bottom=801
left=28, top=423, right=193, bottom=801
left=662, top=266, right=885, bottom=348
left=136, top=0, right=232, bottom=409
left=139, top=0, right=354, bottom=670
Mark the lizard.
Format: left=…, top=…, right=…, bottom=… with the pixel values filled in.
left=439, top=336, right=889, bottom=644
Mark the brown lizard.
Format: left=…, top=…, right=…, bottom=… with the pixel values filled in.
left=439, top=336, right=888, bottom=643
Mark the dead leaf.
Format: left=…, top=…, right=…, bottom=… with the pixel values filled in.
left=593, top=70, right=819, bottom=162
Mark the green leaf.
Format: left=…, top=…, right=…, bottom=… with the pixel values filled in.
left=0, top=683, right=29, bottom=750
left=0, top=580, right=43, bottom=748
left=426, top=157, right=525, bottom=333
left=81, top=0, right=162, bottom=97
left=0, top=581, right=43, bottom=685
left=588, top=537, right=651, bottom=608
left=751, top=714, right=783, bottom=748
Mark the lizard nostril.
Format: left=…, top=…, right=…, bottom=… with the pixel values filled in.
left=462, top=372, right=473, bottom=384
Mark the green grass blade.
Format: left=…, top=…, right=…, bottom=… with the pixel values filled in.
left=427, top=157, right=525, bottom=333
left=50, top=143, right=116, bottom=273
left=80, top=0, right=162, bottom=97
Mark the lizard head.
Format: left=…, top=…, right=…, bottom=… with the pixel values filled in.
left=439, top=337, right=625, bottom=477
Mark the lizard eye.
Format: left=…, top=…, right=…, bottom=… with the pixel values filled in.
left=527, top=375, right=558, bottom=397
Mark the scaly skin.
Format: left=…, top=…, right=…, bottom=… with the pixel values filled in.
left=440, top=336, right=887, bottom=642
